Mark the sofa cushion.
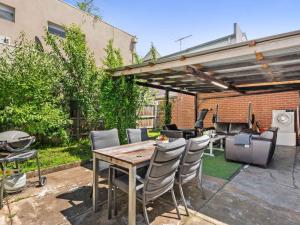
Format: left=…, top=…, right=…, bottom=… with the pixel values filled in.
left=229, top=123, right=249, bottom=134
left=234, top=133, right=252, bottom=145
left=214, top=122, right=230, bottom=134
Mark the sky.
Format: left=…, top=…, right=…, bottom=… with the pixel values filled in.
left=64, top=0, right=300, bottom=57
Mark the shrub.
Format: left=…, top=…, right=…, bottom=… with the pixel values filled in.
left=0, top=36, right=70, bottom=142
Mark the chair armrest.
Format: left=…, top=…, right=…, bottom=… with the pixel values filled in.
left=252, top=137, right=272, bottom=142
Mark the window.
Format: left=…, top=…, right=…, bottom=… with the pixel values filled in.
left=0, top=2, right=15, bottom=22
left=48, top=22, right=65, bottom=38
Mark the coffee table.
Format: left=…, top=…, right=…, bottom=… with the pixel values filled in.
left=204, top=135, right=226, bottom=157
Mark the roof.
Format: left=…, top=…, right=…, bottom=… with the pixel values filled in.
left=143, top=47, right=161, bottom=61
left=113, top=29, right=300, bottom=95
left=161, top=23, right=247, bottom=59
left=57, top=0, right=134, bottom=37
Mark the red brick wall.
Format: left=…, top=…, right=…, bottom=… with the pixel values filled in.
left=171, top=94, right=195, bottom=128
left=198, top=91, right=299, bottom=130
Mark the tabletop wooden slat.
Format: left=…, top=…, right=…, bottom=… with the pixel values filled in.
left=93, top=140, right=156, bottom=165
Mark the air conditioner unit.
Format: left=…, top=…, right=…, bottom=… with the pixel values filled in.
left=0, top=36, right=11, bottom=45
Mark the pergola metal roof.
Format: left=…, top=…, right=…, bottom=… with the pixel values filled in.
left=113, top=29, right=300, bottom=96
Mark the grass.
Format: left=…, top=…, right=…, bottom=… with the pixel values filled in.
left=19, top=139, right=91, bottom=173
left=148, top=130, right=160, bottom=139
left=203, top=148, right=242, bottom=180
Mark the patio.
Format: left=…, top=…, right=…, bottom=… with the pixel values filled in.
left=0, top=145, right=299, bottom=225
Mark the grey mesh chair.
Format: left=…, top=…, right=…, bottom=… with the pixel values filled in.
left=126, top=128, right=149, bottom=144
left=109, top=138, right=186, bottom=225
left=90, top=129, right=120, bottom=197
left=176, top=135, right=210, bottom=216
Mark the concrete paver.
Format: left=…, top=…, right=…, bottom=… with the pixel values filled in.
left=1, top=146, right=299, bottom=225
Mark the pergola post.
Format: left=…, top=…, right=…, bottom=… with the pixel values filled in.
left=194, top=93, right=198, bottom=122
left=165, top=90, right=169, bottom=105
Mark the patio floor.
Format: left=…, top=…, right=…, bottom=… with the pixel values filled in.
left=0, top=146, right=299, bottom=225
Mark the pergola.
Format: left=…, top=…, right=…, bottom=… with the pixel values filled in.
left=113, top=29, right=300, bottom=120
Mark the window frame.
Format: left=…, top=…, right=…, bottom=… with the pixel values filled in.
left=48, top=22, right=66, bottom=38
left=0, top=2, right=15, bottom=22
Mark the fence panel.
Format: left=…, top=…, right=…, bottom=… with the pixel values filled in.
left=137, top=105, right=156, bottom=129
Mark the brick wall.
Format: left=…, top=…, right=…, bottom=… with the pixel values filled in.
left=171, top=94, right=195, bottom=128
left=198, top=91, right=299, bottom=130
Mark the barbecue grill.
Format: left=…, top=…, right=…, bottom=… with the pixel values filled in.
left=0, top=131, right=46, bottom=208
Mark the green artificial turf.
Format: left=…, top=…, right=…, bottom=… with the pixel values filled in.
left=203, top=148, right=242, bottom=180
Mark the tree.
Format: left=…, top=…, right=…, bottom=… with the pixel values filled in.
left=45, top=25, right=102, bottom=126
left=100, top=40, right=146, bottom=143
left=150, top=42, right=158, bottom=61
left=76, top=0, right=102, bottom=19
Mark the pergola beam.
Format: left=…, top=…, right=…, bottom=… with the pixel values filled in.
left=135, top=81, right=196, bottom=96
left=111, top=29, right=300, bottom=93
left=237, top=79, right=300, bottom=88
left=186, top=66, right=244, bottom=94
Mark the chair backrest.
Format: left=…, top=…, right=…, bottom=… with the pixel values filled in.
left=178, top=135, right=210, bottom=184
left=160, top=130, right=183, bottom=142
left=165, top=124, right=178, bottom=130
left=90, top=129, right=120, bottom=150
left=126, top=128, right=149, bottom=144
left=143, top=138, right=186, bottom=202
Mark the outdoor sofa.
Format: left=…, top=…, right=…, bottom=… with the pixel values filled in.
left=214, top=122, right=250, bottom=136
left=225, top=127, right=278, bottom=167
left=161, top=124, right=197, bottom=139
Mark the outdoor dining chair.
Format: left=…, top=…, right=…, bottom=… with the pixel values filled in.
left=90, top=128, right=120, bottom=196
left=108, top=138, right=186, bottom=225
left=176, top=135, right=210, bottom=216
left=126, top=128, right=149, bottom=144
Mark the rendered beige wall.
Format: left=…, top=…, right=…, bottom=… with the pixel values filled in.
left=0, top=0, right=134, bottom=65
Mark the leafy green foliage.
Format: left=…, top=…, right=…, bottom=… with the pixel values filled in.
left=100, top=40, right=146, bottom=143
left=164, top=102, right=172, bottom=125
left=133, top=52, right=143, bottom=64
left=76, top=0, right=102, bottom=20
left=0, top=36, right=70, bottom=142
left=45, top=25, right=102, bottom=125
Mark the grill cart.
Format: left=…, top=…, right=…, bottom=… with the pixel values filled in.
left=0, top=131, right=46, bottom=209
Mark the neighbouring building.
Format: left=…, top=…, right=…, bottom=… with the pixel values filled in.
left=0, top=0, right=136, bottom=65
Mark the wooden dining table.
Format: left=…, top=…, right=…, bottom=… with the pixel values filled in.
left=92, top=140, right=156, bottom=225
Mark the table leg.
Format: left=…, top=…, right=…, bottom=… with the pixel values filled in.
left=208, top=141, right=215, bottom=157
left=128, top=166, right=136, bottom=225
left=220, top=138, right=224, bottom=150
left=93, top=154, right=99, bottom=212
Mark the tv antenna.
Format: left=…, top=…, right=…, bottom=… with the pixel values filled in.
left=175, top=35, right=192, bottom=51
